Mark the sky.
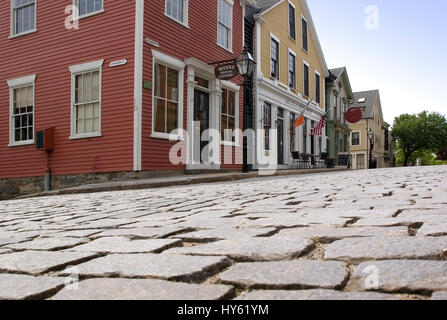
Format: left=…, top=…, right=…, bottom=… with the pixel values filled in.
left=307, top=0, right=447, bottom=125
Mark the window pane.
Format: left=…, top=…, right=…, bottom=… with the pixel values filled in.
left=167, top=68, right=179, bottom=102
left=228, top=91, right=235, bottom=115
left=154, top=98, right=166, bottom=133
left=221, top=89, right=227, bottom=113
left=166, top=101, right=178, bottom=133
left=221, top=115, right=227, bottom=140
left=154, top=64, right=167, bottom=98
left=91, top=71, right=100, bottom=100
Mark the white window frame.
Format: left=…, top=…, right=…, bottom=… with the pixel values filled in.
left=217, top=0, right=233, bottom=53
left=303, top=60, right=310, bottom=98
left=301, top=15, right=308, bottom=52
left=69, top=59, right=104, bottom=140
left=315, top=70, right=321, bottom=105
left=165, top=0, right=189, bottom=27
left=7, top=74, right=36, bottom=147
left=151, top=50, right=185, bottom=141
left=288, top=48, right=296, bottom=90
left=288, top=1, right=296, bottom=41
left=220, top=80, right=240, bottom=147
left=270, top=33, right=280, bottom=80
left=73, top=0, right=105, bottom=20
left=10, top=0, right=37, bottom=39
left=351, top=131, right=361, bottom=146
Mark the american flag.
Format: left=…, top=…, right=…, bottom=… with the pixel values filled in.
left=311, top=113, right=328, bottom=136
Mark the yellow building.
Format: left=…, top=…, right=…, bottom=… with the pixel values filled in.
left=349, top=90, right=388, bottom=169
left=251, top=0, right=329, bottom=168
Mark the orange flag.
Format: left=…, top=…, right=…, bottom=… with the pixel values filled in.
left=294, top=115, right=305, bottom=128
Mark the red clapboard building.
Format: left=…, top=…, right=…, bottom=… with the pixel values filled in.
left=0, top=0, right=253, bottom=194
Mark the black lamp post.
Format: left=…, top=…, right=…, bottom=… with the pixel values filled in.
left=368, top=129, right=375, bottom=169
left=235, top=47, right=256, bottom=173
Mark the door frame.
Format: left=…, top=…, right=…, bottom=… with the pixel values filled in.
left=185, top=59, right=221, bottom=170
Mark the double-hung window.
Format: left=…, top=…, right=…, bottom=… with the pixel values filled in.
left=8, top=75, right=36, bottom=146
left=154, top=63, right=180, bottom=135
left=270, top=38, right=279, bottom=79
left=315, top=72, right=321, bottom=104
left=288, top=51, right=296, bottom=90
left=303, top=62, right=309, bottom=97
left=351, top=132, right=360, bottom=146
left=221, top=88, right=236, bottom=142
left=333, top=95, right=338, bottom=120
left=166, top=0, right=188, bottom=25
left=75, top=0, right=104, bottom=18
left=217, top=0, right=232, bottom=51
left=69, top=60, right=104, bottom=139
left=11, top=0, right=36, bottom=36
left=288, top=2, right=296, bottom=40
left=302, top=16, right=308, bottom=51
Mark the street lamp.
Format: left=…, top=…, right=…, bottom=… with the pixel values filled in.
left=236, top=47, right=257, bottom=173
left=235, top=47, right=256, bottom=78
left=368, top=129, right=375, bottom=169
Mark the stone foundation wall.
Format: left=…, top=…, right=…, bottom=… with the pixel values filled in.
left=0, top=170, right=183, bottom=200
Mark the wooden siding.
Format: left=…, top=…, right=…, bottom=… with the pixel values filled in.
left=142, top=0, right=245, bottom=171
left=0, top=1, right=136, bottom=178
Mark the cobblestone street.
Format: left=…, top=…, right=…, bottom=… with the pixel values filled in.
left=1, top=166, right=447, bottom=300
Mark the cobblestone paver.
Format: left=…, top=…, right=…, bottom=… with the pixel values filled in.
left=1, top=166, right=447, bottom=300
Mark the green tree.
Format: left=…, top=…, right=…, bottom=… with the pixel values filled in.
left=392, top=111, right=447, bottom=167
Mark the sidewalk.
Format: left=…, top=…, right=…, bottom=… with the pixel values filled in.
left=17, top=168, right=347, bottom=199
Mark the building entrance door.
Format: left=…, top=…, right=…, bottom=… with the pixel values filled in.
left=277, top=108, right=284, bottom=165
left=194, top=89, right=210, bottom=164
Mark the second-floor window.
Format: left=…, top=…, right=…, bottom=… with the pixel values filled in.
left=218, top=0, right=232, bottom=51
left=76, top=0, right=104, bottom=18
left=315, top=72, right=320, bottom=104
left=270, top=38, right=279, bottom=79
left=288, top=52, right=296, bottom=89
left=288, top=2, right=296, bottom=40
left=303, top=63, right=309, bottom=97
left=12, top=0, right=36, bottom=36
left=12, top=84, right=34, bottom=144
left=351, top=132, right=360, bottom=146
left=166, top=0, right=188, bottom=25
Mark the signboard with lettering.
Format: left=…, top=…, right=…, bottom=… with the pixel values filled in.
left=215, top=61, right=238, bottom=80
left=109, top=59, right=127, bottom=67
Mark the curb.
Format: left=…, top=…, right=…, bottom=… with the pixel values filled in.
left=15, top=168, right=347, bottom=200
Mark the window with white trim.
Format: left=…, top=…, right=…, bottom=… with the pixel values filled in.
left=165, top=0, right=188, bottom=25
left=221, top=88, right=236, bottom=142
left=351, top=131, right=360, bottom=146
left=288, top=2, right=296, bottom=40
left=12, top=0, right=36, bottom=36
left=11, top=83, right=34, bottom=144
left=69, top=60, right=103, bottom=139
left=302, top=16, right=308, bottom=51
left=75, top=0, right=103, bottom=18
left=303, top=62, right=309, bottom=97
left=217, top=0, right=232, bottom=51
left=154, top=63, right=180, bottom=135
left=270, top=38, right=279, bottom=79
left=315, top=72, right=320, bottom=104
left=288, top=52, right=296, bottom=89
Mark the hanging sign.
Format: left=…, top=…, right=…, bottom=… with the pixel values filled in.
left=345, top=107, right=363, bottom=124
left=109, top=59, right=127, bottom=67
left=215, top=61, right=238, bottom=80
